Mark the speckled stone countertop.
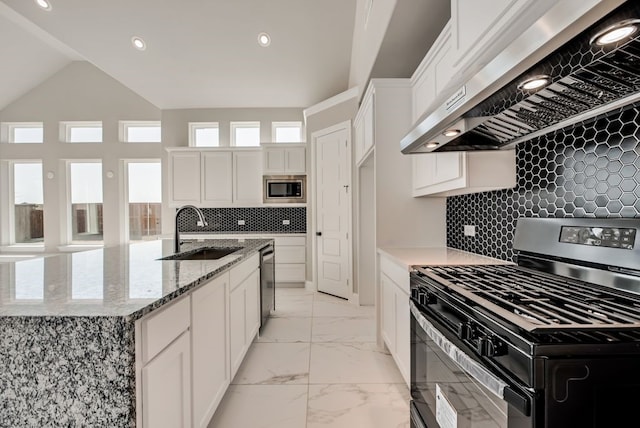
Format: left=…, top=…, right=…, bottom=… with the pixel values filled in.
left=0, top=238, right=272, bottom=427
left=0, top=238, right=272, bottom=320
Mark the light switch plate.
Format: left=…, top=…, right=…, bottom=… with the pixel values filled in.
left=464, top=225, right=476, bottom=237
left=238, top=220, right=245, bottom=225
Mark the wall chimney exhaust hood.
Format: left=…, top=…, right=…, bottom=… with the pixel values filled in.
left=401, top=0, right=640, bottom=154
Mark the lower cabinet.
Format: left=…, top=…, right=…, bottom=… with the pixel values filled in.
left=191, top=273, right=230, bottom=428
left=137, top=253, right=261, bottom=428
left=379, top=254, right=410, bottom=387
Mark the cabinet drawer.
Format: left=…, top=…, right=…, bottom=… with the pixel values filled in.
left=276, top=246, right=306, bottom=264
left=141, top=296, right=191, bottom=364
left=230, top=253, right=260, bottom=291
left=275, top=264, right=306, bottom=282
left=274, top=236, right=306, bottom=246
left=379, top=255, right=410, bottom=295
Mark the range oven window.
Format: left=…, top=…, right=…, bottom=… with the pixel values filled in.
left=411, top=306, right=508, bottom=428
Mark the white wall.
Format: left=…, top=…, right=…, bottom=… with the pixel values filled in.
left=0, top=61, right=161, bottom=250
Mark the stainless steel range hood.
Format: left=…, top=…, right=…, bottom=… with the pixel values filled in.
left=401, top=0, right=640, bottom=154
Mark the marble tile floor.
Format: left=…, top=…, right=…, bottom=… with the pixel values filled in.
left=208, top=288, right=410, bottom=428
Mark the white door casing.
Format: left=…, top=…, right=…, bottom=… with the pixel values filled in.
left=313, top=122, right=352, bottom=299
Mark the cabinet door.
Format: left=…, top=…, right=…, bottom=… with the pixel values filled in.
left=142, top=332, right=191, bottom=428
left=229, top=283, right=246, bottom=378
left=354, top=117, right=365, bottom=165
left=285, top=147, right=306, bottom=174
left=263, top=148, right=286, bottom=174
left=169, top=151, right=201, bottom=206
left=380, top=274, right=396, bottom=352
left=412, top=154, right=437, bottom=196
left=244, top=269, right=261, bottom=343
left=191, top=274, right=230, bottom=428
left=233, top=150, right=263, bottom=205
left=435, top=152, right=464, bottom=184
left=362, top=96, right=374, bottom=156
left=395, top=289, right=410, bottom=387
left=202, top=151, right=233, bottom=205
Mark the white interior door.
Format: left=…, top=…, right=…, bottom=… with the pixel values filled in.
left=314, top=124, right=351, bottom=299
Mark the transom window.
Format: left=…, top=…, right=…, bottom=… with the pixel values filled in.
left=231, top=121, right=260, bottom=147
left=189, top=122, right=220, bottom=147
left=120, top=121, right=161, bottom=143
left=272, top=121, right=303, bottom=142
left=61, top=121, right=103, bottom=143
left=1, top=122, right=44, bottom=143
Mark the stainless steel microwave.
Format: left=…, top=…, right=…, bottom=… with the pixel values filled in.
left=263, top=175, right=306, bottom=203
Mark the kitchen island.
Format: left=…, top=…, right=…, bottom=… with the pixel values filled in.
left=0, top=238, right=272, bottom=427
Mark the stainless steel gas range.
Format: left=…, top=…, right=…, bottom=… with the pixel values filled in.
left=409, top=217, right=640, bottom=428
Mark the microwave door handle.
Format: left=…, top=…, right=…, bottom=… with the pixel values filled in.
left=410, top=301, right=531, bottom=416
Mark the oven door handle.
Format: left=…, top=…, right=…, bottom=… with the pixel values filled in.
left=410, top=301, right=531, bottom=416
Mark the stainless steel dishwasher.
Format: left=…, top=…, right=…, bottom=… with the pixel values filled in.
left=259, top=243, right=275, bottom=332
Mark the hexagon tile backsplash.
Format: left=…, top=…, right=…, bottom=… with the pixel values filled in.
left=447, top=104, right=640, bottom=262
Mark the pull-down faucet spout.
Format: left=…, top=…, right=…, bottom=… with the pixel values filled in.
left=174, top=205, right=208, bottom=253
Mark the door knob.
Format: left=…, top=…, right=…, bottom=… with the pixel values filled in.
left=316, top=232, right=322, bottom=236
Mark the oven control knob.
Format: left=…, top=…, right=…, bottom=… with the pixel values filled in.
left=418, top=291, right=436, bottom=306
left=477, top=336, right=507, bottom=357
left=457, top=323, right=473, bottom=341
left=411, top=288, right=420, bottom=300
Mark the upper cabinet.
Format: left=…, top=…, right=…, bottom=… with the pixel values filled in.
left=412, top=150, right=516, bottom=197
left=353, top=85, right=375, bottom=166
left=411, top=0, right=557, bottom=123
left=262, top=143, right=306, bottom=174
left=168, top=148, right=262, bottom=207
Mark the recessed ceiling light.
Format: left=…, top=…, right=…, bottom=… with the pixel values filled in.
left=35, top=0, right=52, bottom=10
left=258, top=32, right=271, bottom=47
left=443, top=129, right=460, bottom=137
left=131, top=36, right=146, bottom=51
left=518, top=75, right=550, bottom=91
left=591, top=19, right=640, bottom=46
left=425, top=142, right=439, bottom=148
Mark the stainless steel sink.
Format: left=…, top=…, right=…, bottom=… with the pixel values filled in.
left=159, top=247, right=242, bottom=261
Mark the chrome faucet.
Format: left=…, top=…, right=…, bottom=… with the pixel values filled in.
left=174, top=205, right=208, bottom=253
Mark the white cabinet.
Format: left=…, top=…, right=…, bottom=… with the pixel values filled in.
left=167, top=148, right=263, bottom=207
left=274, top=235, right=306, bottom=284
left=202, top=151, right=233, bottom=205
left=262, top=143, right=306, bottom=174
left=233, top=150, right=263, bottom=205
left=354, top=86, right=374, bottom=166
left=191, top=273, right=230, bottom=428
left=378, top=254, right=410, bottom=387
left=139, top=296, right=192, bottom=428
left=229, top=253, right=260, bottom=378
left=169, top=150, right=201, bottom=206
left=412, top=150, right=516, bottom=197
left=411, top=22, right=454, bottom=123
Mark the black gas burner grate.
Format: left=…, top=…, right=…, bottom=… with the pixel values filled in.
left=418, top=265, right=640, bottom=333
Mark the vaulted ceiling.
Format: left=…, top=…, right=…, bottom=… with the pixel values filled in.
left=0, top=0, right=449, bottom=111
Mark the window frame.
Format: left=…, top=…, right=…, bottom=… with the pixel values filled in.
left=230, top=121, right=261, bottom=147
left=119, top=120, right=162, bottom=143
left=188, top=122, right=220, bottom=147
left=272, top=121, right=303, bottom=143
left=60, top=121, right=103, bottom=143
left=1, top=122, right=44, bottom=144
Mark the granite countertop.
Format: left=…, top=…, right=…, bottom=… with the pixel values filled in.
left=0, top=238, right=272, bottom=320
left=377, top=246, right=513, bottom=270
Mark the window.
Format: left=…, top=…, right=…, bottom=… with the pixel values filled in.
left=127, top=162, right=162, bottom=241
left=120, top=121, right=161, bottom=143
left=69, top=162, right=103, bottom=243
left=189, top=122, right=219, bottom=147
left=231, top=121, right=260, bottom=147
left=272, top=121, right=303, bottom=142
left=1, top=122, right=44, bottom=143
left=61, top=121, right=103, bottom=143
left=13, top=162, right=44, bottom=244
